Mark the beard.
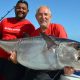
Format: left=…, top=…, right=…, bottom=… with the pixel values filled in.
left=15, top=12, right=27, bottom=20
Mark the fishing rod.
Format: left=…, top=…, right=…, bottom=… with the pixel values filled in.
left=0, top=0, right=25, bottom=21
left=0, top=6, right=15, bottom=21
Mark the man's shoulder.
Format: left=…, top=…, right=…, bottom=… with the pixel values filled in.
left=24, top=19, right=32, bottom=23
left=1, top=17, right=15, bottom=22
left=51, top=23, right=63, bottom=26
left=50, top=23, right=64, bottom=28
left=1, top=18, right=30, bottom=23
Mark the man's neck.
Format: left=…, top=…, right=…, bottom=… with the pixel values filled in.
left=15, top=17, right=26, bottom=22
left=40, top=27, right=47, bottom=32
left=40, top=24, right=50, bottom=32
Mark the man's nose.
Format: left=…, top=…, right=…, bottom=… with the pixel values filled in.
left=19, top=8, right=23, bottom=11
left=41, top=14, right=46, bottom=19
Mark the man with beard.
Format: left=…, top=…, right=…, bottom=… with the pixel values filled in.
left=0, top=0, right=35, bottom=80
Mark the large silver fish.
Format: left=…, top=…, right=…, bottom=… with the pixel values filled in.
left=0, top=33, right=80, bottom=70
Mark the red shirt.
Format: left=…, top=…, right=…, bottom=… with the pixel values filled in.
left=0, top=17, right=35, bottom=40
left=0, top=17, right=35, bottom=59
left=0, top=18, right=35, bottom=80
left=31, top=23, right=67, bottom=38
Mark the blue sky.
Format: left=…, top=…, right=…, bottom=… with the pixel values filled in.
left=0, top=0, right=80, bottom=41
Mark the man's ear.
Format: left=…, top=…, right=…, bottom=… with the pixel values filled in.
left=50, top=14, right=52, bottom=18
left=27, top=9, right=29, bottom=12
left=35, top=14, right=37, bottom=20
left=14, top=6, right=16, bottom=13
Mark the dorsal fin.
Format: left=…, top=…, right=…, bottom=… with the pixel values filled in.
left=40, top=32, right=57, bottom=49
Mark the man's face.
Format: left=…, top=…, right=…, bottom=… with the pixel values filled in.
left=36, top=7, right=51, bottom=29
left=15, top=3, right=28, bottom=19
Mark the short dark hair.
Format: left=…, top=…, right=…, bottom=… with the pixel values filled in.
left=16, top=0, right=28, bottom=9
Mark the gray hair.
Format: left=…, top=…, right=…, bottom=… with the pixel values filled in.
left=36, top=6, right=51, bottom=15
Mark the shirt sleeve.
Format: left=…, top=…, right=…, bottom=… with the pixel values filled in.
left=28, top=24, right=35, bottom=36
left=55, top=24, right=68, bottom=39
left=22, top=23, right=35, bottom=37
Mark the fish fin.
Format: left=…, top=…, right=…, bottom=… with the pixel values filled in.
left=40, top=32, right=57, bottom=49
